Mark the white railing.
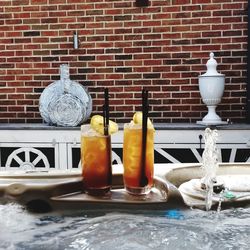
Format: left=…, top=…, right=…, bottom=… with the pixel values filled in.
left=0, top=124, right=250, bottom=170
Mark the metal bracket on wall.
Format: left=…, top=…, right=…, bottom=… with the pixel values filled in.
left=135, top=0, right=150, bottom=7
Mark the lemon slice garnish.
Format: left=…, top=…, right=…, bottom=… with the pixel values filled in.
left=133, top=112, right=154, bottom=129
left=90, top=115, right=118, bottom=135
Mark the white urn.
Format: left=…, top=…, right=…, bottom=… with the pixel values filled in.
left=197, top=52, right=227, bottom=125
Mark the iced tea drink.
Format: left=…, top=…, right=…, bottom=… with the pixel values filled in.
left=123, top=123, right=154, bottom=195
left=81, top=125, right=112, bottom=195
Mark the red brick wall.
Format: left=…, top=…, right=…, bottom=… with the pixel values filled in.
left=0, top=0, right=248, bottom=124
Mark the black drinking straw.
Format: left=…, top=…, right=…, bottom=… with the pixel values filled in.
left=140, top=89, right=149, bottom=187
left=104, top=88, right=109, bottom=136
left=103, top=88, right=112, bottom=187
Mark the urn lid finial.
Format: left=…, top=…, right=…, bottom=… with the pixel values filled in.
left=202, top=52, right=222, bottom=76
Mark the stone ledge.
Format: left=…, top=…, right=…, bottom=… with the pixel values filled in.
left=0, top=123, right=249, bottom=130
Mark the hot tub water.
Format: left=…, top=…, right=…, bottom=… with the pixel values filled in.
left=1, top=203, right=250, bottom=250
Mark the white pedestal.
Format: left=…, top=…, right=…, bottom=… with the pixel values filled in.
left=197, top=105, right=228, bottom=126
left=196, top=120, right=228, bottom=126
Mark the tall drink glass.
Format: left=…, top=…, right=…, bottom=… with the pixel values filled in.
left=123, top=123, right=154, bottom=195
left=81, top=125, right=112, bottom=195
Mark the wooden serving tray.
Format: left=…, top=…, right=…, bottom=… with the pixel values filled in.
left=51, top=176, right=184, bottom=210
left=0, top=170, right=184, bottom=211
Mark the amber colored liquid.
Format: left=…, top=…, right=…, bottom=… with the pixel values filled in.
left=81, top=135, right=112, bottom=194
left=123, top=126, right=154, bottom=189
